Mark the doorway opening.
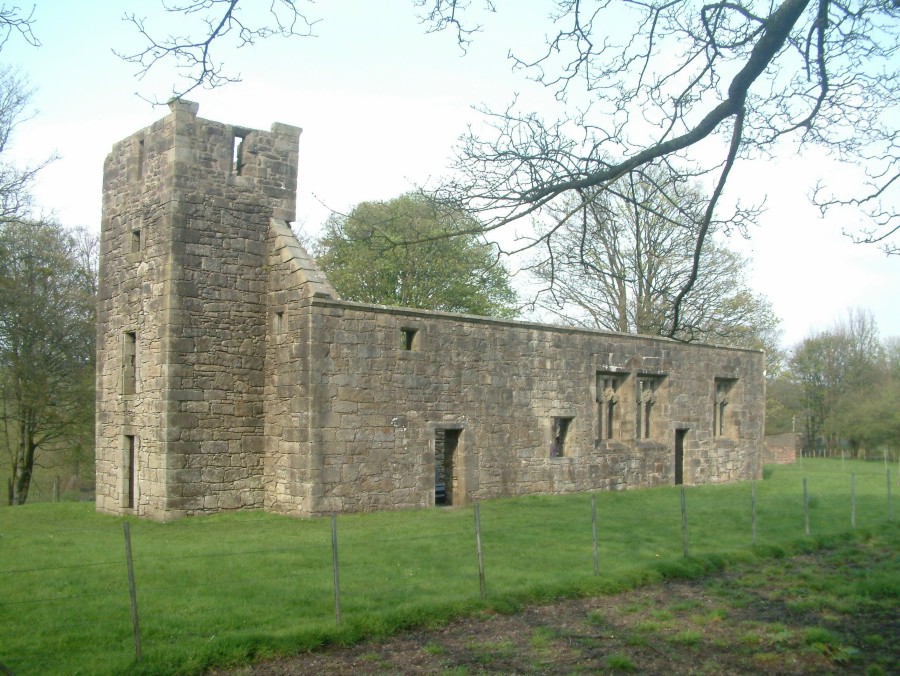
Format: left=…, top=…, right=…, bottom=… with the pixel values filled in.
left=434, top=428, right=461, bottom=506
left=674, top=429, right=687, bottom=485
left=123, top=434, right=136, bottom=509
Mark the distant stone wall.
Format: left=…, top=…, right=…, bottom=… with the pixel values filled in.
left=96, top=102, right=766, bottom=521
left=763, top=433, right=797, bottom=465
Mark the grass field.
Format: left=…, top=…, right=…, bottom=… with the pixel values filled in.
left=0, top=458, right=896, bottom=675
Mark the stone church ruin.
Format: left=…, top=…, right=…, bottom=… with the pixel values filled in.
left=95, top=101, right=765, bottom=521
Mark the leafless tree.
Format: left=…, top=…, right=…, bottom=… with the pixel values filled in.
left=0, top=67, right=50, bottom=223
left=433, top=0, right=900, bottom=336
left=126, top=1, right=900, bottom=335
left=531, top=166, right=780, bottom=355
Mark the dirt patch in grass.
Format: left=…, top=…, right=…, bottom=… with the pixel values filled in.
left=216, top=535, right=898, bottom=675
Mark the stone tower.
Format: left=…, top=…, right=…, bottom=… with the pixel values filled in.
left=95, top=100, right=302, bottom=519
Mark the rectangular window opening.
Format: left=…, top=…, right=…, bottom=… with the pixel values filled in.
left=123, top=331, right=137, bottom=396
left=131, top=228, right=142, bottom=254
left=232, top=133, right=246, bottom=175
left=274, top=311, right=284, bottom=334
left=551, top=416, right=573, bottom=457
left=401, top=328, right=419, bottom=351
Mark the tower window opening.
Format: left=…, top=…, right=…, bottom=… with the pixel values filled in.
left=123, top=332, right=137, bottom=396
left=401, top=328, right=419, bottom=351
left=232, top=133, right=246, bottom=175
left=551, top=416, right=573, bottom=457
left=137, top=138, right=145, bottom=180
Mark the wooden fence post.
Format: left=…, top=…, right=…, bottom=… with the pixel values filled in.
left=123, top=522, right=142, bottom=662
left=888, top=469, right=893, bottom=522
left=331, top=513, right=341, bottom=625
left=803, top=478, right=810, bottom=536
left=591, top=494, right=599, bottom=576
left=751, top=480, right=757, bottom=546
left=474, top=500, right=486, bottom=600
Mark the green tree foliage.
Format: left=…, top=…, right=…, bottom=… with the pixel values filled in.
left=315, top=193, right=518, bottom=318
left=782, top=309, right=893, bottom=457
left=763, top=375, right=804, bottom=436
left=532, top=171, right=781, bottom=367
left=0, top=220, right=96, bottom=505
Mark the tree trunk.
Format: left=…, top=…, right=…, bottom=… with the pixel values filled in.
left=11, top=419, right=36, bottom=505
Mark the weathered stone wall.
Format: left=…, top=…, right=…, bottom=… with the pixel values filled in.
left=97, top=103, right=765, bottom=521
left=96, top=103, right=181, bottom=518
left=97, top=101, right=301, bottom=519
left=763, top=433, right=797, bottom=465
left=283, top=299, right=765, bottom=515
left=263, top=221, right=338, bottom=514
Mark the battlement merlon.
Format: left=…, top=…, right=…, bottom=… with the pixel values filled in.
left=169, top=99, right=303, bottom=223
left=103, top=99, right=303, bottom=223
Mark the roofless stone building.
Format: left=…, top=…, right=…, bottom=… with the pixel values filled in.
left=95, top=101, right=765, bottom=521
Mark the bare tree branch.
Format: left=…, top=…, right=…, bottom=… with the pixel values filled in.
left=669, top=106, right=745, bottom=337
left=0, top=3, right=39, bottom=50
left=117, top=0, right=318, bottom=101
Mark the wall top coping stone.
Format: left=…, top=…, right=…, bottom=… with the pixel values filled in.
left=168, top=98, right=200, bottom=116
left=308, top=296, right=764, bottom=356
left=162, top=99, right=301, bottom=139
left=271, top=122, right=303, bottom=137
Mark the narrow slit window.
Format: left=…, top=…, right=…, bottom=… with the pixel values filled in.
left=232, top=133, right=246, bottom=175
left=401, top=328, right=418, bottom=351
left=137, top=138, right=145, bottom=180
left=274, top=311, right=284, bottom=334
left=551, top=416, right=573, bottom=457
left=123, top=332, right=137, bottom=395
left=131, top=228, right=142, bottom=254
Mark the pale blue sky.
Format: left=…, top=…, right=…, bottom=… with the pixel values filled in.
left=5, top=1, right=898, bottom=347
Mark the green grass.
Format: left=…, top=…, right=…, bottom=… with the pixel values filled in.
left=606, top=653, right=637, bottom=671
left=0, top=458, right=896, bottom=675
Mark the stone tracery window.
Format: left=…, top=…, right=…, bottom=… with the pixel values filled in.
left=636, top=376, right=663, bottom=439
left=714, top=378, right=735, bottom=437
left=596, top=371, right=622, bottom=440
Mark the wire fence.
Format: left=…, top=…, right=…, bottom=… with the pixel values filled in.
left=0, top=460, right=895, bottom=675
left=1, top=474, right=95, bottom=506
